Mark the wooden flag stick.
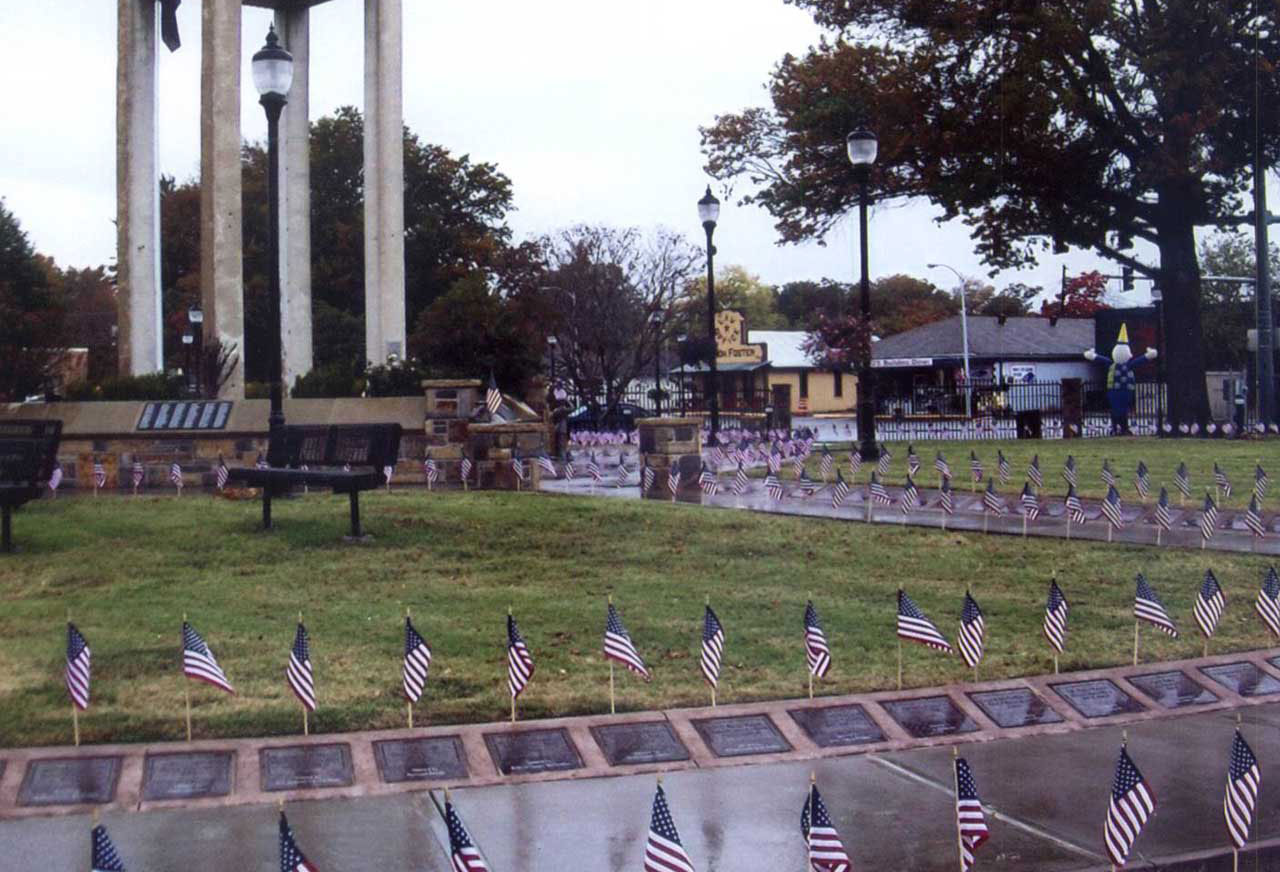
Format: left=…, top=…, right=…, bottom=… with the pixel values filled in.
left=808, top=669, right=814, bottom=700
left=1156, top=527, right=1162, bottom=546
left=1107, top=523, right=1113, bottom=543
left=866, top=489, right=873, bottom=522
left=1066, top=514, right=1072, bottom=540
left=610, top=662, right=616, bottom=715
left=1022, top=513, right=1028, bottom=538
left=983, top=511, right=989, bottom=534
left=408, top=700, right=414, bottom=730
left=1053, top=654, right=1059, bottom=675
left=1133, top=621, right=1140, bottom=666
left=1203, top=637, right=1209, bottom=658
left=184, top=682, right=192, bottom=742
left=303, top=708, right=309, bottom=736
left=953, top=746, right=964, bottom=872
left=897, top=638, right=903, bottom=690
left=72, top=703, right=80, bottom=747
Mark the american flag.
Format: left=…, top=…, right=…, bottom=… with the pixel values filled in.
left=1101, top=459, right=1115, bottom=488
left=424, top=456, right=440, bottom=486
left=614, top=458, right=630, bottom=487
left=1028, top=454, right=1043, bottom=488
left=446, top=799, right=491, bottom=872
left=982, top=480, right=1004, bottom=516
left=1134, top=461, right=1150, bottom=499
left=1104, top=745, right=1156, bottom=868
left=1255, top=464, right=1269, bottom=501
left=701, top=605, right=724, bottom=688
left=131, top=460, right=144, bottom=489
left=287, top=622, right=316, bottom=711
left=801, top=784, right=853, bottom=872
left=1201, top=492, right=1219, bottom=541
left=1020, top=482, right=1040, bottom=520
left=850, top=451, right=863, bottom=479
left=795, top=471, right=818, bottom=499
left=1175, top=462, right=1191, bottom=498
left=459, top=455, right=472, bottom=483
left=792, top=454, right=807, bottom=479
left=935, top=451, right=951, bottom=478
left=507, top=613, right=535, bottom=699
left=1225, top=729, right=1261, bottom=850
left=897, top=589, right=952, bottom=652
left=707, top=445, right=725, bottom=471
left=997, top=450, right=1010, bottom=484
left=47, top=464, right=62, bottom=493
left=768, top=449, right=782, bottom=475
left=511, top=454, right=527, bottom=482
left=92, top=823, right=128, bottom=872
left=1194, top=570, right=1226, bottom=638
left=279, top=812, right=317, bottom=872
left=668, top=465, right=682, bottom=496
left=65, top=622, right=91, bottom=710
left=830, top=469, right=850, bottom=508
left=383, top=464, right=393, bottom=486
left=876, top=443, right=892, bottom=476
left=1154, top=487, right=1171, bottom=532
left=698, top=463, right=719, bottom=496
left=1101, top=485, right=1124, bottom=530
left=900, top=476, right=918, bottom=514
left=732, top=462, right=749, bottom=496
left=216, top=457, right=229, bottom=490
left=939, top=476, right=954, bottom=515
left=484, top=373, right=502, bottom=416
left=957, top=591, right=985, bottom=668
left=93, top=461, right=107, bottom=489
left=604, top=602, right=650, bottom=680
left=402, top=617, right=432, bottom=703
left=536, top=453, right=558, bottom=477
left=1256, top=566, right=1280, bottom=637
left=1062, top=455, right=1077, bottom=487
left=643, top=461, right=656, bottom=494
left=1043, top=578, right=1069, bottom=653
left=183, top=621, right=235, bottom=694
left=969, top=451, right=983, bottom=482
left=645, top=785, right=696, bottom=872
left=1214, top=463, right=1232, bottom=497
left=819, top=448, right=833, bottom=480
left=869, top=472, right=891, bottom=505
left=1135, top=574, right=1178, bottom=637
left=1245, top=495, right=1266, bottom=539
left=955, top=757, right=990, bottom=871
left=804, top=600, right=831, bottom=678
left=765, top=472, right=784, bottom=501
left=907, top=445, right=920, bottom=477
left=1064, top=485, right=1085, bottom=523
left=563, top=452, right=576, bottom=479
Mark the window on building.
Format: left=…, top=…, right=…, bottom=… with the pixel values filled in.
left=799, top=371, right=809, bottom=399
left=833, top=370, right=842, bottom=397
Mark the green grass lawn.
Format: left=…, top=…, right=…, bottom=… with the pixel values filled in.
left=0, top=464, right=1276, bottom=747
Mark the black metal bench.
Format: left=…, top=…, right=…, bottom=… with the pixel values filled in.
left=226, top=423, right=402, bottom=538
left=0, top=419, right=62, bottom=553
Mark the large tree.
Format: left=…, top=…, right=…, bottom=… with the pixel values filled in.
left=678, top=264, right=786, bottom=334
left=702, top=0, right=1280, bottom=424
left=1197, top=231, right=1280, bottom=371
left=0, top=201, right=65, bottom=400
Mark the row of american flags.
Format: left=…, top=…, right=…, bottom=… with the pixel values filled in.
left=83, top=723, right=1264, bottom=871
left=64, top=567, right=1279, bottom=721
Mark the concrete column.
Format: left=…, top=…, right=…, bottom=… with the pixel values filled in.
left=276, top=7, right=313, bottom=389
left=116, top=0, right=162, bottom=376
left=200, top=0, right=244, bottom=397
left=363, top=0, right=406, bottom=366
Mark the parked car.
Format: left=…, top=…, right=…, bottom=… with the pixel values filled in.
left=567, top=402, right=655, bottom=433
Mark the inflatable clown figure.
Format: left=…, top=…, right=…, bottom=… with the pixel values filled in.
left=1083, top=323, right=1156, bottom=435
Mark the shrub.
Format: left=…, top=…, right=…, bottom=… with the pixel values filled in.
left=63, top=373, right=187, bottom=401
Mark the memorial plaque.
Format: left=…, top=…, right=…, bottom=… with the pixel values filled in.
left=1051, top=679, right=1147, bottom=718
left=787, top=704, right=885, bottom=747
left=1270, top=656, right=1280, bottom=671
left=372, top=737, right=468, bottom=783
left=483, top=728, right=582, bottom=775
left=1128, top=671, right=1218, bottom=709
left=18, top=756, right=121, bottom=806
left=1200, top=662, right=1280, bottom=697
left=142, top=751, right=234, bottom=801
left=260, top=744, right=353, bottom=792
left=692, top=714, right=792, bottom=757
left=882, top=696, right=979, bottom=738
left=967, top=688, right=1064, bottom=728
left=590, top=722, right=691, bottom=766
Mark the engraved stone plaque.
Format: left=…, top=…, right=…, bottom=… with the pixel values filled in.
left=142, top=751, right=233, bottom=800
left=1200, top=662, right=1280, bottom=697
left=18, top=756, right=121, bottom=806
left=1128, top=671, right=1218, bottom=709
left=882, top=696, right=979, bottom=738
left=967, top=688, right=1064, bottom=728
left=590, top=722, right=691, bottom=766
left=372, top=737, right=468, bottom=783
left=1051, top=679, right=1147, bottom=718
left=260, top=744, right=353, bottom=792
left=483, top=728, right=582, bottom=775
left=787, top=704, right=886, bottom=747
left=691, top=714, right=792, bottom=757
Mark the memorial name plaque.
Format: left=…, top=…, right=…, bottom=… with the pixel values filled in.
left=18, top=756, right=122, bottom=806
left=483, top=729, right=582, bottom=776
left=142, top=751, right=233, bottom=801
left=1270, top=656, right=1280, bottom=671
left=692, top=714, right=792, bottom=758
left=373, top=737, right=468, bottom=783
left=967, top=688, right=1064, bottom=728
left=1128, top=671, right=1218, bottom=709
left=137, top=401, right=233, bottom=431
left=589, top=722, right=691, bottom=766
left=1051, top=679, right=1147, bottom=718
left=260, top=744, right=353, bottom=792
left=882, top=696, right=979, bottom=738
left=1200, top=662, right=1280, bottom=697
left=787, top=704, right=885, bottom=747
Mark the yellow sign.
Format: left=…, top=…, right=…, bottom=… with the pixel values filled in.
left=714, top=311, right=765, bottom=364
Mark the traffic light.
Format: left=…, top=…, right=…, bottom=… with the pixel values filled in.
left=1122, top=266, right=1133, bottom=292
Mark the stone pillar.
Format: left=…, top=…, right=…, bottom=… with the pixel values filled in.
left=200, top=0, right=244, bottom=397
left=635, top=417, right=704, bottom=502
left=362, top=0, right=406, bottom=366
left=276, top=7, right=313, bottom=389
left=116, top=0, right=162, bottom=376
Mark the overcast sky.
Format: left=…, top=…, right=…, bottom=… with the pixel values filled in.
left=2, top=0, right=1237, bottom=309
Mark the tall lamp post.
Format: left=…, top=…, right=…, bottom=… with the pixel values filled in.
left=181, top=331, right=195, bottom=395
left=697, top=186, right=721, bottom=438
left=676, top=333, right=687, bottom=415
left=649, top=311, right=664, bottom=416
left=547, top=335, right=558, bottom=388
left=847, top=127, right=879, bottom=460
left=926, top=263, right=973, bottom=418
left=252, top=26, right=294, bottom=465
left=187, top=303, right=204, bottom=396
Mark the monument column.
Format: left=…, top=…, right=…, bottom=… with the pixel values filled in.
left=116, top=0, right=162, bottom=376
left=363, top=0, right=406, bottom=365
left=200, top=0, right=245, bottom=397
left=276, top=7, right=313, bottom=388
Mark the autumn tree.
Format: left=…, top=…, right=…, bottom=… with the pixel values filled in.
left=1040, top=271, right=1112, bottom=318
left=869, top=275, right=957, bottom=335
left=678, top=265, right=785, bottom=333
left=702, top=0, right=1280, bottom=424
left=0, top=201, right=64, bottom=400
left=776, top=279, right=849, bottom=328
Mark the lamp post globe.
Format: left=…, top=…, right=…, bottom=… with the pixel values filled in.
left=187, top=302, right=204, bottom=396
left=698, top=186, right=721, bottom=439
left=546, top=335, right=558, bottom=389
left=848, top=127, right=878, bottom=461
left=252, top=25, right=293, bottom=465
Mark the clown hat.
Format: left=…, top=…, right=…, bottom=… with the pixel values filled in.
left=1116, top=323, right=1129, bottom=344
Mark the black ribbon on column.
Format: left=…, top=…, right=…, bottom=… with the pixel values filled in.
left=160, top=0, right=182, bottom=52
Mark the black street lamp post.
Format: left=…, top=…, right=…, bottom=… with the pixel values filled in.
left=698, top=186, right=721, bottom=438
left=547, top=335, right=558, bottom=389
left=650, top=311, right=663, bottom=416
left=182, top=331, right=194, bottom=394
left=252, top=26, right=294, bottom=466
left=187, top=302, right=203, bottom=396
left=676, top=333, right=687, bottom=415
left=847, top=128, right=879, bottom=461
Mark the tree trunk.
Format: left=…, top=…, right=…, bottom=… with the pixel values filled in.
left=1155, top=193, right=1212, bottom=427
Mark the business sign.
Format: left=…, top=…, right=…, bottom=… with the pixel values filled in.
left=871, top=357, right=932, bottom=369
left=714, top=311, right=766, bottom=364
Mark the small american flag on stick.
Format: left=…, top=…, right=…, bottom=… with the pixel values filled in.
left=1225, top=729, right=1261, bottom=850
left=869, top=472, right=891, bottom=505
left=1245, top=495, right=1266, bottom=539
left=701, top=605, right=724, bottom=688
left=830, top=469, right=850, bottom=508
left=65, top=622, right=91, bottom=711
left=424, top=456, right=439, bottom=487
left=1255, top=463, right=1269, bottom=501
left=969, top=451, right=983, bottom=483
left=765, top=472, right=784, bottom=501
left=1256, top=566, right=1280, bottom=637
left=668, top=464, right=681, bottom=498
left=507, top=613, right=535, bottom=700
left=584, top=452, right=600, bottom=483
left=536, top=453, right=557, bottom=478
left=982, top=480, right=1004, bottom=516
left=170, top=462, right=183, bottom=491
left=1134, top=461, right=1150, bottom=500
left=1028, top=454, right=1043, bottom=488
left=801, top=782, right=853, bottom=872
left=1175, top=462, right=1191, bottom=498
left=604, top=601, right=650, bottom=681
left=287, top=621, right=316, bottom=712
left=1101, top=459, right=1115, bottom=488
left=876, top=443, right=892, bottom=476
left=131, top=460, right=144, bottom=493
left=1104, top=745, right=1156, bottom=868
left=645, top=784, right=696, bottom=872
left=900, top=476, right=918, bottom=514
left=934, top=451, right=951, bottom=478
left=804, top=601, right=831, bottom=678
left=731, top=462, right=748, bottom=496
left=1194, top=569, right=1226, bottom=639
left=1214, top=462, right=1232, bottom=497
left=1135, top=574, right=1179, bottom=637
left=1020, top=482, right=1039, bottom=521
left=459, top=455, right=472, bottom=484
left=698, top=463, right=718, bottom=496
left=643, top=461, right=656, bottom=494
left=819, top=447, right=833, bottom=481
left=907, top=445, right=920, bottom=477
left=957, top=591, right=985, bottom=669
left=897, top=589, right=952, bottom=652
left=446, top=798, right=492, bottom=872
left=939, top=475, right=954, bottom=515
left=1064, top=485, right=1085, bottom=524
left=1062, top=455, right=1077, bottom=487
left=1043, top=578, right=1069, bottom=654
left=93, top=460, right=107, bottom=491
left=92, top=822, right=128, bottom=872
left=1154, top=487, right=1172, bottom=535
left=849, top=451, right=863, bottom=479
left=955, top=757, right=990, bottom=872
left=215, top=456, right=229, bottom=490
left=402, top=616, right=431, bottom=703
left=279, top=812, right=318, bottom=872
left=183, top=621, right=235, bottom=694
left=1101, top=485, right=1125, bottom=532
left=1201, top=491, right=1219, bottom=543
left=484, top=373, right=502, bottom=417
